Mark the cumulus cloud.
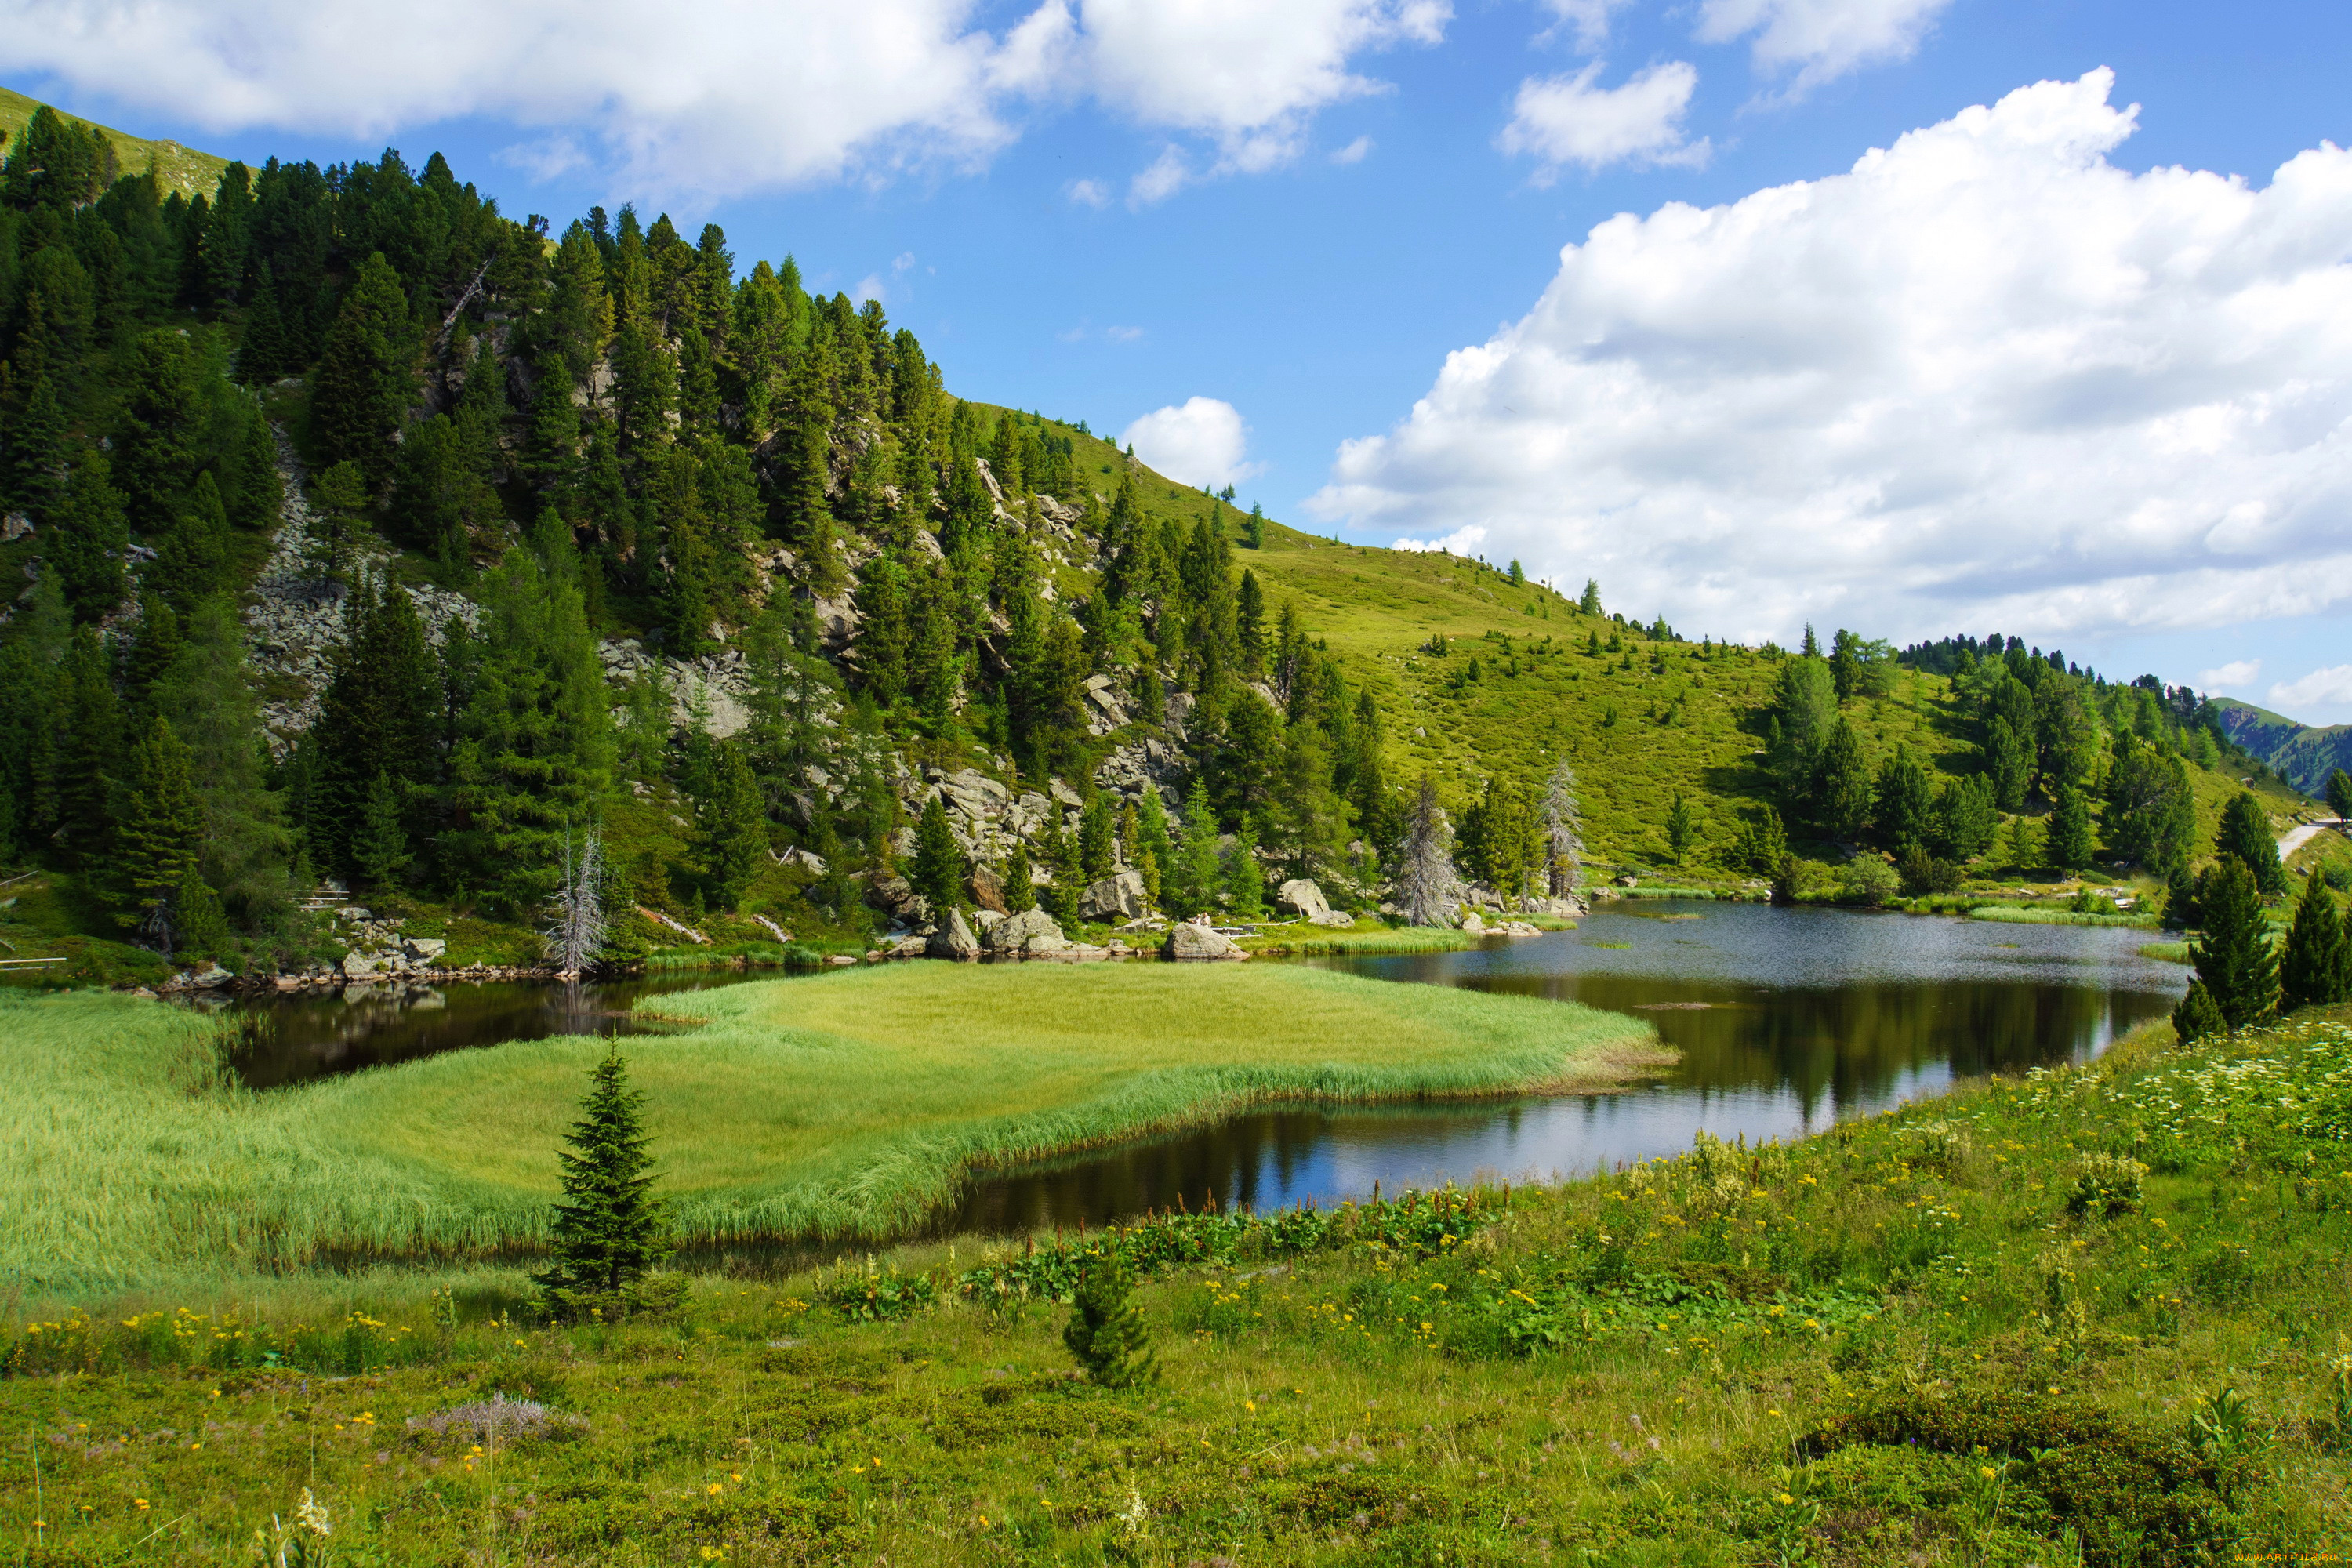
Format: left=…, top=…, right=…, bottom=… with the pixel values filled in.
left=2270, top=665, right=2352, bottom=711
left=0, top=0, right=1446, bottom=199
left=1308, top=71, right=2352, bottom=648
left=1394, top=524, right=1490, bottom=555
left=1121, top=397, right=1263, bottom=489
left=2197, top=659, right=2262, bottom=690
left=1332, top=135, right=1374, bottom=165
left=1697, top=0, right=1955, bottom=96
left=1499, top=60, right=1708, bottom=177
left=1068, top=176, right=1113, bottom=207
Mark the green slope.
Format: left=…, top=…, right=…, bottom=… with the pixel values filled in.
left=0, top=84, right=230, bottom=200
left=2216, top=697, right=2352, bottom=797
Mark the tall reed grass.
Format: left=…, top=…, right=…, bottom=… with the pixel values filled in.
left=2, top=967, right=1657, bottom=1295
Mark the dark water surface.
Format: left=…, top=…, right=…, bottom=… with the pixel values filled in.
left=223, top=971, right=775, bottom=1087
left=945, top=900, right=2184, bottom=1233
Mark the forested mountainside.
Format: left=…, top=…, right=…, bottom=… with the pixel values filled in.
left=0, top=95, right=2316, bottom=980
left=2213, top=699, right=2352, bottom=799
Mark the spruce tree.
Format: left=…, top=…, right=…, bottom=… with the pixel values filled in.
left=1165, top=782, right=1221, bottom=920
left=1063, top=1252, right=1157, bottom=1388
left=2048, top=783, right=2094, bottom=872
left=155, top=471, right=233, bottom=607
left=1666, top=793, right=1694, bottom=866
left=2189, top=855, right=2279, bottom=1033
left=1873, top=749, right=1936, bottom=852
left=690, top=742, right=767, bottom=913
left=1003, top=842, right=1038, bottom=913
left=1225, top=817, right=1266, bottom=920
left=310, top=252, right=414, bottom=490
left=909, top=794, right=964, bottom=915
left=2172, top=979, right=2224, bottom=1046
left=1079, top=796, right=1114, bottom=883
left=535, top=1047, right=671, bottom=1319
left=154, top=596, right=290, bottom=915
left=2279, top=873, right=2349, bottom=1012
left=1813, top=719, right=1871, bottom=839
left=2162, top=860, right=2198, bottom=930
left=1134, top=791, right=1171, bottom=908
left=352, top=768, right=410, bottom=889
left=2328, top=768, right=2352, bottom=823
left=1986, top=717, right=2032, bottom=811
left=1396, top=774, right=1463, bottom=927
left=2216, top=792, right=2286, bottom=894
left=172, top=858, right=231, bottom=961
left=49, top=449, right=129, bottom=622
left=111, top=715, right=201, bottom=935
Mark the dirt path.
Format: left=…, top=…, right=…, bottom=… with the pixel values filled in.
left=2278, top=819, right=2346, bottom=859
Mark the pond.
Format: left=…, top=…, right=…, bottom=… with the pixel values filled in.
left=944, top=899, right=2184, bottom=1233
left=218, top=901, right=2187, bottom=1239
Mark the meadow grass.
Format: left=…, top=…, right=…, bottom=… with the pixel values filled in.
left=1967, top=905, right=2161, bottom=930
left=0, top=967, right=1657, bottom=1294
left=6, top=1007, right=2347, bottom=1564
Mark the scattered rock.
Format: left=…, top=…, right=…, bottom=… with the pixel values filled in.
left=986, top=906, right=1067, bottom=956
left=927, top=907, right=981, bottom=960
left=341, top=951, right=386, bottom=979
left=1163, top=918, right=1247, bottom=961
left=1460, top=912, right=1486, bottom=936
left=1310, top=909, right=1356, bottom=928
left=1276, top=877, right=1330, bottom=921
left=190, top=962, right=235, bottom=989
left=1080, top=869, right=1148, bottom=922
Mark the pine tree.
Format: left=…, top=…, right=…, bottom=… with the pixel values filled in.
left=2189, top=855, right=2279, bottom=1033
left=1813, top=719, right=1871, bottom=838
left=154, top=471, right=233, bottom=607
left=111, top=715, right=201, bottom=935
left=236, top=276, right=291, bottom=385
left=2279, top=873, right=2349, bottom=1012
left=172, top=858, right=231, bottom=961
left=2007, top=812, right=2043, bottom=874
left=1063, top=1252, right=1157, bottom=1388
left=1225, top=817, right=1266, bottom=920
left=1986, top=717, right=2032, bottom=811
left=690, top=742, right=767, bottom=913
left=310, top=252, right=414, bottom=490
left=2216, top=792, right=2286, bottom=894
left=909, top=795, right=964, bottom=915
left=2048, top=783, right=2094, bottom=872
left=1666, top=793, right=1694, bottom=866
left=2162, top=860, right=2198, bottom=930
left=2328, top=768, right=2352, bottom=823
left=534, top=1047, right=672, bottom=1319
left=1165, top=782, right=1222, bottom=920
left=1767, top=655, right=1836, bottom=798
left=154, top=595, right=289, bottom=914
left=2171, top=978, right=2224, bottom=1046
left=1578, top=579, right=1602, bottom=616
left=352, top=768, right=410, bottom=889
left=49, top=448, right=129, bottom=622
left=1079, top=795, right=1114, bottom=882
left=1003, top=841, right=1038, bottom=913
left=1135, top=790, right=1171, bottom=908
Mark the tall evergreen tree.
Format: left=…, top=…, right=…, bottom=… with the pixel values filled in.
left=1812, top=719, right=1871, bottom=839
left=690, top=742, right=767, bottom=912
left=351, top=768, right=411, bottom=889
left=310, top=252, right=414, bottom=489
left=1872, top=749, right=1935, bottom=852
left=2279, top=873, right=2350, bottom=1012
left=1985, top=716, right=2032, bottom=811
left=1002, top=841, right=1038, bottom=913
left=1396, top=774, right=1462, bottom=927
left=2048, top=783, right=2094, bottom=872
left=909, top=794, right=964, bottom=915
left=1224, top=817, right=1266, bottom=920
left=1766, top=655, right=1836, bottom=798
left=2216, top=791, right=2286, bottom=894
left=48, top=448, right=129, bottom=622
left=110, top=714, right=201, bottom=936
left=448, top=549, right=615, bottom=912
left=1163, top=781, right=1221, bottom=920
left=2328, top=768, right=2352, bottom=822
left=2189, top=855, right=2279, bottom=1033
left=1541, top=761, right=1582, bottom=898
left=154, top=595, right=289, bottom=919
left=1666, top=793, right=1695, bottom=866
left=534, top=1047, right=671, bottom=1319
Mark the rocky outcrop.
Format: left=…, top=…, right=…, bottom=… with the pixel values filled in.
left=986, top=907, right=1067, bottom=956
left=1163, top=918, right=1247, bottom=961
left=1277, top=878, right=1330, bottom=920
left=1080, top=870, right=1148, bottom=921
left=927, top=908, right=981, bottom=960
left=1460, top=911, right=1486, bottom=936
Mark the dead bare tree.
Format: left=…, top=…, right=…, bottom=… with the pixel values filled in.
left=1541, top=761, right=1584, bottom=899
left=543, top=825, right=609, bottom=978
left=1396, top=775, right=1465, bottom=927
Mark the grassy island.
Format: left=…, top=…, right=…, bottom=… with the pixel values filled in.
left=2, top=966, right=1661, bottom=1294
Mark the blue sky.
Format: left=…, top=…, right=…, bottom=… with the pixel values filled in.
left=7, top=0, right=2351, bottom=720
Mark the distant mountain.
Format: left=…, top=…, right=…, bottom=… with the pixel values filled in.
left=0, top=84, right=229, bottom=200
left=2215, top=699, right=2352, bottom=795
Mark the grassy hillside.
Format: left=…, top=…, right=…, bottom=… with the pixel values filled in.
left=0, top=85, right=230, bottom=200
left=2216, top=697, right=2352, bottom=797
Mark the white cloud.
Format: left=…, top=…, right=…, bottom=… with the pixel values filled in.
left=851, top=274, right=887, bottom=305
left=1332, top=135, right=1374, bottom=165
left=1308, top=71, right=2352, bottom=649
left=2270, top=665, right=2352, bottom=711
left=1499, top=60, right=1708, bottom=177
left=1129, top=146, right=1192, bottom=206
left=1697, top=0, right=1955, bottom=96
left=1068, top=176, right=1112, bottom=208
left=0, top=0, right=1445, bottom=200
left=1121, top=397, right=1263, bottom=488
left=1541, top=0, right=1639, bottom=53
left=1106, top=325, right=1145, bottom=343
left=1394, top=524, right=1490, bottom=555
left=2197, top=659, right=2262, bottom=690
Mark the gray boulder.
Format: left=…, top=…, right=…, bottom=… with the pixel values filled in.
left=1163, top=919, right=1247, bottom=961
left=402, top=936, right=448, bottom=964
left=1310, top=909, right=1356, bottom=928
left=1080, top=869, right=1148, bottom=921
left=927, top=908, right=981, bottom=960
left=1276, top=878, right=1331, bottom=921
left=341, top=950, right=387, bottom=979
left=191, top=962, right=235, bottom=989
left=987, top=907, right=1068, bottom=955
left=1459, top=911, right=1486, bottom=935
